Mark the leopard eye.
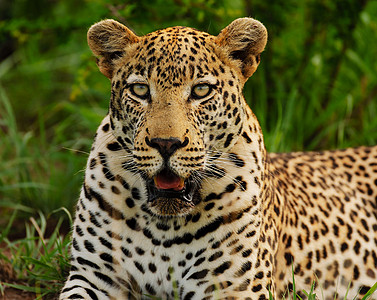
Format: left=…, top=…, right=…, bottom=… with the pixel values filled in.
left=192, top=84, right=212, bottom=99
left=130, top=83, right=149, bottom=98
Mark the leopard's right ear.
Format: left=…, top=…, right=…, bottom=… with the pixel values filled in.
left=87, top=19, right=139, bottom=78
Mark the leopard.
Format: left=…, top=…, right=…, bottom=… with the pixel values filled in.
left=60, top=17, right=377, bottom=300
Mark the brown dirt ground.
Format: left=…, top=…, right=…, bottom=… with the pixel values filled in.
left=0, top=288, right=35, bottom=300
left=0, top=247, right=35, bottom=300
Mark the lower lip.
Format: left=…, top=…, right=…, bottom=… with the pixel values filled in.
left=148, top=188, right=189, bottom=203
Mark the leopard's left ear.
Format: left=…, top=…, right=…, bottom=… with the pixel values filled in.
left=215, top=18, right=267, bottom=79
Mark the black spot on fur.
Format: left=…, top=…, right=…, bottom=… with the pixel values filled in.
left=107, top=142, right=122, bottom=151
left=213, top=261, right=231, bottom=275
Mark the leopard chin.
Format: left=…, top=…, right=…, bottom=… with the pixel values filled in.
left=148, top=196, right=195, bottom=216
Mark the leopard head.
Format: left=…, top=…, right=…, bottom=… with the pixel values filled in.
left=87, top=18, right=267, bottom=216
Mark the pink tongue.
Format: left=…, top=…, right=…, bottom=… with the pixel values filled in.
left=154, top=172, right=185, bottom=191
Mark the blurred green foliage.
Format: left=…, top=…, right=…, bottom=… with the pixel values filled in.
left=0, top=0, right=377, bottom=219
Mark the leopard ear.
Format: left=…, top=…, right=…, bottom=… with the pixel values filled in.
left=215, top=18, right=267, bottom=79
left=87, top=19, right=139, bottom=78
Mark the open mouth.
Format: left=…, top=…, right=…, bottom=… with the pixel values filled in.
left=154, top=169, right=185, bottom=191
left=146, top=168, right=199, bottom=215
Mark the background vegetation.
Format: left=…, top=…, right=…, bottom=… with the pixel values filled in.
left=0, top=0, right=376, bottom=298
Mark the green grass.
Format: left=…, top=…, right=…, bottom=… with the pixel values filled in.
left=274, top=266, right=377, bottom=300
left=0, top=209, right=71, bottom=299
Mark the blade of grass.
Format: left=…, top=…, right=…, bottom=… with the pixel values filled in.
left=0, top=209, right=17, bottom=244
left=292, top=265, right=297, bottom=300
left=361, top=282, right=377, bottom=300
left=344, top=281, right=351, bottom=300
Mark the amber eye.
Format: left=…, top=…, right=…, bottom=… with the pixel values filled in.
left=192, top=84, right=212, bottom=99
left=130, top=83, right=149, bottom=98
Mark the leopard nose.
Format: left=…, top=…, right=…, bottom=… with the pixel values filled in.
left=145, top=137, right=189, bottom=159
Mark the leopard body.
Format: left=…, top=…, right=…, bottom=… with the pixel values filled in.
left=60, top=18, right=377, bottom=300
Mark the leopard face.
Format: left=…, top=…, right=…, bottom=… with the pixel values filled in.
left=87, top=19, right=267, bottom=217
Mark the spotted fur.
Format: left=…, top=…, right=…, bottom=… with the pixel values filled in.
left=60, top=18, right=377, bottom=300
